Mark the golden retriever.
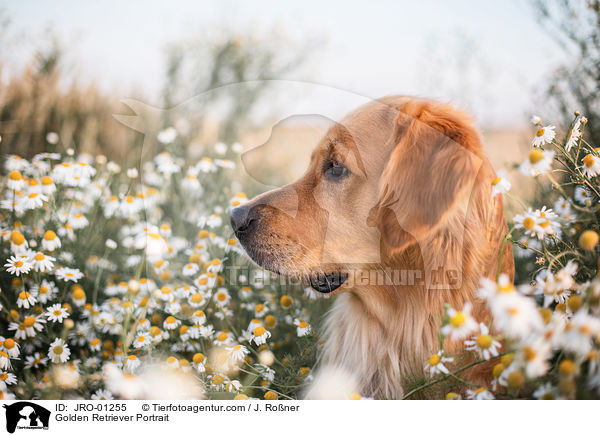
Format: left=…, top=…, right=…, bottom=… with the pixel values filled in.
left=230, top=96, right=514, bottom=399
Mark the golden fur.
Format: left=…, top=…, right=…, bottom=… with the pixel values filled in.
left=231, top=96, right=515, bottom=399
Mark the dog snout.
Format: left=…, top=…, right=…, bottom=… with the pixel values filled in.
left=230, top=204, right=258, bottom=235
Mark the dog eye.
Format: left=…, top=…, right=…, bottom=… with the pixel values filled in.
left=324, top=159, right=349, bottom=179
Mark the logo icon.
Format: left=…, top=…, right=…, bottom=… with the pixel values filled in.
left=3, top=402, right=50, bottom=433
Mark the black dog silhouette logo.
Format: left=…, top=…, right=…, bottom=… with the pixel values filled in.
left=3, top=402, right=50, bottom=433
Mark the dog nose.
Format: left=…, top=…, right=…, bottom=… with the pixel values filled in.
left=230, top=204, right=257, bottom=234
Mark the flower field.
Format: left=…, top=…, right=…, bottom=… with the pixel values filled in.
left=3, top=110, right=600, bottom=400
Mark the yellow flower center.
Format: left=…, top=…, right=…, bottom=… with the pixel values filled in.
left=191, top=294, right=203, bottom=303
left=280, top=296, right=292, bottom=308
left=584, top=154, right=595, bottom=167
left=23, top=316, right=36, bottom=327
left=491, top=176, right=502, bottom=186
left=523, top=346, right=536, bottom=362
left=449, top=312, right=465, bottom=327
left=44, top=230, right=56, bottom=241
left=523, top=217, right=535, bottom=230
left=9, top=171, right=22, bottom=181
left=529, top=149, right=544, bottom=164
left=254, top=326, right=266, bottom=337
left=53, top=345, right=63, bottom=355
left=4, top=339, right=15, bottom=349
left=14, top=261, right=23, bottom=268
left=34, top=253, right=45, bottom=261
left=10, top=231, right=25, bottom=245
left=165, top=316, right=176, bottom=324
left=535, top=128, right=545, bottom=137
left=428, top=354, right=441, bottom=366
left=476, top=334, right=492, bottom=349
left=216, top=332, right=228, bottom=341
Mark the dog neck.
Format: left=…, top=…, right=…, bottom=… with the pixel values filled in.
left=319, top=209, right=495, bottom=399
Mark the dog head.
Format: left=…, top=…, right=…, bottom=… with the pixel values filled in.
left=231, top=96, right=485, bottom=293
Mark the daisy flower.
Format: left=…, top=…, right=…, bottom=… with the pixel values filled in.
left=91, top=389, right=114, bottom=400
left=294, top=318, right=311, bottom=337
left=513, top=209, right=544, bottom=239
left=519, top=148, right=554, bottom=176
left=89, top=338, right=101, bottom=352
left=0, top=372, right=17, bottom=390
left=518, top=338, right=552, bottom=378
left=68, top=213, right=89, bottom=230
left=40, top=176, right=56, bottom=195
left=574, top=185, right=593, bottom=204
left=226, top=344, right=250, bottom=365
left=533, top=206, right=559, bottom=238
left=252, top=326, right=271, bottom=346
left=2, top=338, right=19, bottom=359
left=553, top=197, right=572, bottom=219
left=31, top=252, right=55, bottom=272
left=191, top=310, right=206, bottom=325
left=55, top=267, right=83, bottom=282
left=182, top=173, right=202, bottom=193
left=157, top=127, right=177, bottom=144
left=163, top=316, right=181, bottom=330
left=192, top=353, right=206, bottom=372
left=565, top=116, right=585, bottom=152
left=16, top=291, right=37, bottom=309
left=559, top=312, right=600, bottom=356
left=4, top=255, right=32, bottom=276
left=24, top=352, right=48, bottom=369
left=33, top=280, right=58, bottom=303
left=207, top=258, right=224, bottom=273
left=42, top=230, right=61, bottom=251
left=466, top=387, right=495, bottom=400
left=124, top=355, right=141, bottom=372
left=254, top=303, right=268, bottom=318
left=182, top=263, right=199, bottom=276
left=48, top=338, right=71, bottom=363
left=21, top=192, right=48, bottom=210
left=7, top=171, right=24, bottom=191
left=46, top=303, right=70, bottom=323
left=491, top=170, right=511, bottom=197
left=531, top=125, right=556, bottom=147
left=11, top=315, right=46, bottom=339
left=9, top=231, right=28, bottom=255
left=533, top=383, right=559, bottom=400
left=488, top=292, right=543, bottom=339
left=464, top=323, right=501, bottom=360
left=424, top=350, right=453, bottom=377
left=441, top=302, right=478, bottom=340
left=581, top=151, right=600, bottom=178
left=213, top=288, right=231, bottom=306
left=533, top=260, right=577, bottom=307
left=195, top=157, right=217, bottom=173
left=214, top=330, right=235, bottom=346
left=0, top=352, right=12, bottom=370
left=133, top=332, right=151, bottom=349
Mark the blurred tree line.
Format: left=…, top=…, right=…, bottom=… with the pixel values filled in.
left=534, top=0, right=600, bottom=143
left=0, top=15, right=313, bottom=164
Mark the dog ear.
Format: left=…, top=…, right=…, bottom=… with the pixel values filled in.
left=374, top=102, right=483, bottom=255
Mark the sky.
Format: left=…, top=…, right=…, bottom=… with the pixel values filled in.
left=1, top=0, right=564, bottom=129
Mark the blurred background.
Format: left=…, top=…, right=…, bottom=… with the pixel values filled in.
left=0, top=0, right=598, bottom=201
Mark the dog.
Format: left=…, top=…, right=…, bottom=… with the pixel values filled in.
left=230, top=96, right=514, bottom=399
